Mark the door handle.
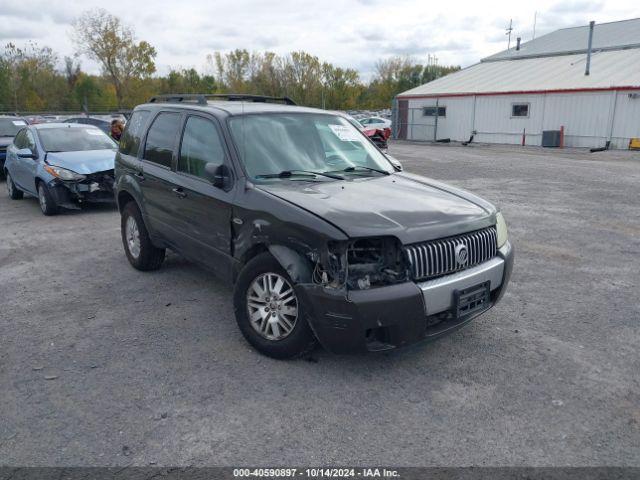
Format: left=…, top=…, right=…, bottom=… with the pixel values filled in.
left=172, top=187, right=187, bottom=198
left=134, top=172, right=145, bottom=182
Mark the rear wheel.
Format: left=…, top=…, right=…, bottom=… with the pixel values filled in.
left=120, top=201, right=165, bottom=271
left=233, top=253, right=316, bottom=359
left=37, top=182, right=58, bottom=215
left=6, top=172, right=23, bottom=200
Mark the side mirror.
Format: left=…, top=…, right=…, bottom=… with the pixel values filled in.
left=17, top=148, right=36, bottom=159
left=386, top=154, right=403, bottom=172
left=204, top=163, right=230, bottom=189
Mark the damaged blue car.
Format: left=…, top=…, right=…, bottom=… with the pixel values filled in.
left=4, top=123, right=117, bottom=215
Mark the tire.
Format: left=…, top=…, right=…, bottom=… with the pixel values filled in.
left=6, top=172, right=23, bottom=200
left=120, top=201, right=165, bottom=271
left=233, top=252, right=317, bottom=359
left=37, top=181, right=58, bottom=215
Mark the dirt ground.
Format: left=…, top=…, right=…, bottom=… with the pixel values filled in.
left=1, top=142, right=639, bottom=466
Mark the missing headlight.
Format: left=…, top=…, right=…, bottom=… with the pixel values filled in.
left=318, top=238, right=409, bottom=290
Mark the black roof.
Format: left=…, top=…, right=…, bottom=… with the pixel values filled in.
left=141, top=93, right=330, bottom=116
left=148, top=93, right=296, bottom=105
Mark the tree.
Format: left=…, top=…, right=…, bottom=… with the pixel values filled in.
left=64, top=56, right=81, bottom=89
left=72, top=9, right=156, bottom=108
left=0, top=42, right=65, bottom=111
left=160, top=68, right=216, bottom=94
left=364, top=56, right=461, bottom=108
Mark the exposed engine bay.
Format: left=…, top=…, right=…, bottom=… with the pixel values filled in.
left=312, top=237, right=410, bottom=290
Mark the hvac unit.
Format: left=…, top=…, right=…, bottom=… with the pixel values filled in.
left=542, top=130, right=561, bottom=147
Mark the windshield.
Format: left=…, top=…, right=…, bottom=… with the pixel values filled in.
left=228, top=113, right=393, bottom=179
left=37, top=127, right=117, bottom=152
left=0, top=119, right=27, bottom=137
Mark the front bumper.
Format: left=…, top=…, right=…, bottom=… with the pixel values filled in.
left=299, top=241, right=514, bottom=354
left=47, top=172, right=115, bottom=209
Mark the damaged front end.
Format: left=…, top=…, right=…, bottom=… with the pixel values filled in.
left=310, top=237, right=410, bottom=292
left=45, top=167, right=115, bottom=209
left=297, top=236, right=426, bottom=353
left=363, top=128, right=389, bottom=152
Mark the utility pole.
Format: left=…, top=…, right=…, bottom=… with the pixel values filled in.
left=532, top=11, right=537, bottom=40
left=506, top=19, right=513, bottom=49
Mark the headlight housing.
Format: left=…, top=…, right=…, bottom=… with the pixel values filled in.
left=44, top=164, right=86, bottom=181
left=496, top=211, right=508, bottom=248
left=320, top=237, right=409, bottom=290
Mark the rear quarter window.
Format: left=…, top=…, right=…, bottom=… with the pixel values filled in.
left=143, top=112, right=182, bottom=168
left=120, top=110, right=150, bottom=156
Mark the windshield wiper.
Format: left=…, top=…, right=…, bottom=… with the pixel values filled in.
left=342, top=165, right=390, bottom=175
left=255, top=169, right=344, bottom=180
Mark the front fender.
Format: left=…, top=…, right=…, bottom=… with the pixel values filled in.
left=268, top=245, right=313, bottom=284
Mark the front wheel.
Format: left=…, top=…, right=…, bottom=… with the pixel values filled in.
left=233, top=253, right=317, bottom=359
left=120, top=201, right=165, bottom=271
left=6, top=172, right=23, bottom=200
left=37, top=182, right=58, bottom=216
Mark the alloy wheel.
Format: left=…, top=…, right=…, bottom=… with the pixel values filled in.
left=38, top=185, right=47, bottom=212
left=125, top=215, right=141, bottom=259
left=246, top=272, right=298, bottom=341
left=6, top=174, right=13, bottom=197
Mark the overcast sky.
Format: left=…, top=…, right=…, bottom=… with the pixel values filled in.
left=1, top=0, right=638, bottom=79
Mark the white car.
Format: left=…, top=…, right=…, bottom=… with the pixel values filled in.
left=359, top=116, right=391, bottom=130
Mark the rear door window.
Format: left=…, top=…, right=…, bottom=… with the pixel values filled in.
left=120, top=110, right=150, bottom=157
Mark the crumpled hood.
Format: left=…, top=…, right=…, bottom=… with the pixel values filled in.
left=257, top=172, right=497, bottom=244
left=45, top=149, right=116, bottom=175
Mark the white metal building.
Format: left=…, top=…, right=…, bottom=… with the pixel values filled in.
left=395, top=18, right=640, bottom=149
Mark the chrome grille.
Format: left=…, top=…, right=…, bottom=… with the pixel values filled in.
left=404, top=226, right=497, bottom=281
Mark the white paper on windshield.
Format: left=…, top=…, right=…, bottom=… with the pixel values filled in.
left=12, top=120, right=26, bottom=126
left=85, top=129, right=103, bottom=135
left=328, top=124, right=361, bottom=142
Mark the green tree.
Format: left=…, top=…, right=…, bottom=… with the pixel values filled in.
left=72, top=9, right=156, bottom=108
left=160, top=68, right=217, bottom=94
left=0, top=42, right=66, bottom=111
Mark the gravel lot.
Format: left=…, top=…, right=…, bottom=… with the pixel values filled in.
left=1, top=142, right=639, bottom=467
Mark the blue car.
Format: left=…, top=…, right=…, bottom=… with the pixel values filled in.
left=0, top=116, right=29, bottom=175
left=4, top=123, right=117, bottom=215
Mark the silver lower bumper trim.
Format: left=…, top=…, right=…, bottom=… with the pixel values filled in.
left=416, top=257, right=505, bottom=315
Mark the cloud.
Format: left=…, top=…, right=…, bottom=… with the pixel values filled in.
left=0, top=22, right=45, bottom=40
left=548, top=0, right=604, bottom=14
left=0, top=0, right=76, bottom=24
left=1, top=0, right=636, bottom=77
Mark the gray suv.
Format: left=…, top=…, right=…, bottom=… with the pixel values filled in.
left=114, top=94, right=513, bottom=359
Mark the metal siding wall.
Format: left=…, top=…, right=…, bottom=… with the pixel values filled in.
left=402, top=89, right=637, bottom=149
left=611, top=90, right=640, bottom=149
left=474, top=95, right=544, bottom=145
left=542, top=92, right=613, bottom=148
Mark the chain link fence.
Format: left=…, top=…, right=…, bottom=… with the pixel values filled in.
left=392, top=99, right=441, bottom=141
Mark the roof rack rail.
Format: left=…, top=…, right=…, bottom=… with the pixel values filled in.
left=148, top=94, right=296, bottom=106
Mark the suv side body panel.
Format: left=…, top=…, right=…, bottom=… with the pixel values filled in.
left=166, top=113, right=237, bottom=280
left=139, top=110, right=184, bottom=246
